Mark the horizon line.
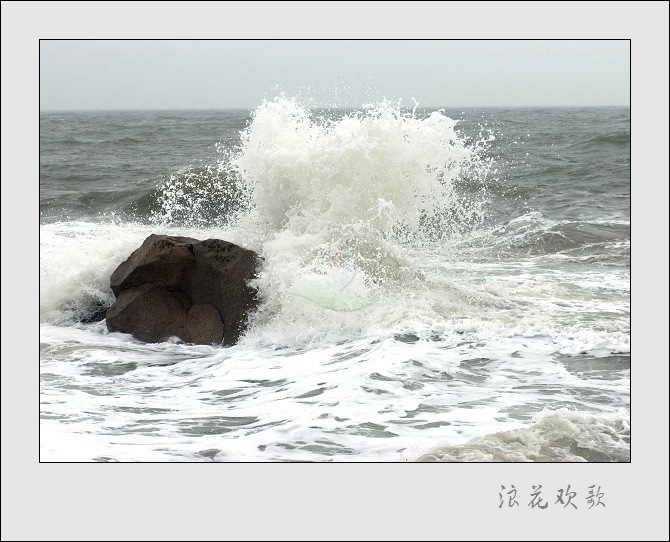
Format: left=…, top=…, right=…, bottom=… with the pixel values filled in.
left=40, top=104, right=631, bottom=113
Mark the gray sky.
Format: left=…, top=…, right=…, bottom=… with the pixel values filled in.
left=40, top=40, right=630, bottom=110
left=40, top=39, right=630, bottom=110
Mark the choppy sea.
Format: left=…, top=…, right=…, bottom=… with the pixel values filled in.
left=39, top=99, right=630, bottom=462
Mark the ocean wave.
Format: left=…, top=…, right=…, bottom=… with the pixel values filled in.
left=413, top=407, right=630, bottom=462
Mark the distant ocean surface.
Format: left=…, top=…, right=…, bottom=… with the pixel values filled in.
left=39, top=99, right=630, bottom=461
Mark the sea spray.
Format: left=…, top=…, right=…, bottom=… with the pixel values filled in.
left=39, top=101, right=627, bottom=355
left=39, top=106, right=630, bottom=462
left=232, top=97, right=492, bottom=242
left=222, top=97, right=495, bottom=346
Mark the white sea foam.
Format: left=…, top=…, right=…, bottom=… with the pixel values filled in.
left=40, top=98, right=627, bottom=354
left=39, top=100, right=630, bottom=462
left=40, top=323, right=629, bottom=462
left=413, top=407, right=630, bottom=462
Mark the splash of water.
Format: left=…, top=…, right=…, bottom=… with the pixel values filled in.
left=41, top=97, right=497, bottom=339
left=232, top=97, right=492, bottom=280
left=232, top=97, right=492, bottom=245
left=221, top=96, right=495, bottom=345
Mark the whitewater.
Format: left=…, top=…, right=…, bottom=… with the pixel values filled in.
left=40, top=98, right=630, bottom=461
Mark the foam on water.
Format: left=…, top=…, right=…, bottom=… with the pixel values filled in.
left=414, top=407, right=630, bottom=462
left=220, top=97, right=498, bottom=346
left=39, top=101, right=630, bottom=462
left=40, top=221, right=149, bottom=324
left=39, top=97, right=629, bottom=357
left=40, top=323, right=629, bottom=461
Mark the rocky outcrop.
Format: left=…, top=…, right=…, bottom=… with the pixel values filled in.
left=106, top=234, right=260, bottom=345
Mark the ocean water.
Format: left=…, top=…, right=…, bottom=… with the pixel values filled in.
left=39, top=99, right=630, bottom=462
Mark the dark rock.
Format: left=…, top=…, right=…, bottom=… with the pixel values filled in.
left=106, top=234, right=260, bottom=345
left=110, top=234, right=198, bottom=297
left=188, top=239, right=260, bottom=345
left=184, top=304, right=224, bottom=345
left=106, top=283, right=191, bottom=343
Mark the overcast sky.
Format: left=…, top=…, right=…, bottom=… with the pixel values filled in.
left=40, top=39, right=630, bottom=110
